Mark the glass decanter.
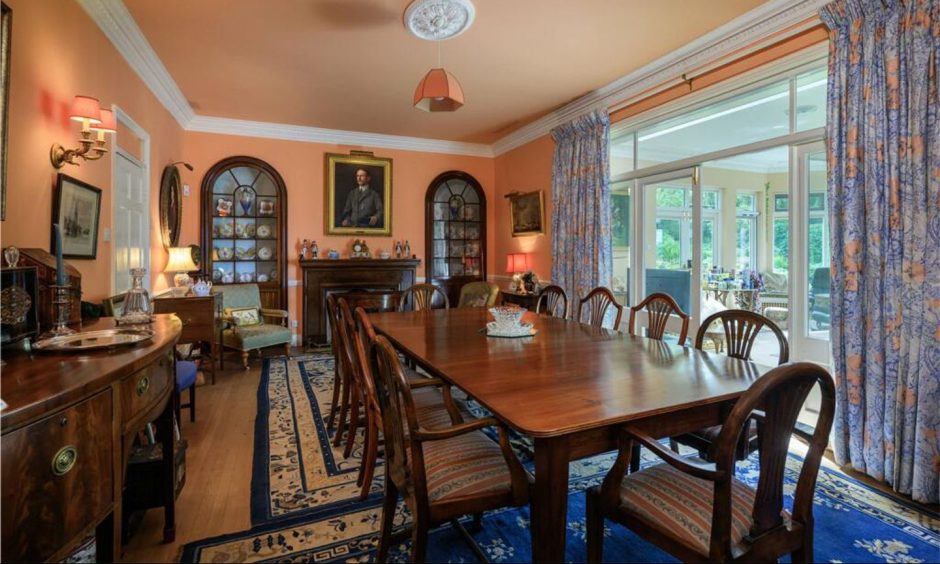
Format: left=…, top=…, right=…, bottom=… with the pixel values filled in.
left=118, top=268, right=153, bottom=324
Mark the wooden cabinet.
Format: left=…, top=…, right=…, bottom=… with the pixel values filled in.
left=1, top=391, right=113, bottom=562
left=425, top=171, right=487, bottom=305
left=201, top=157, right=287, bottom=311
left=300, top=259, right=419, bottom=346
left=153, top=294, right=220, bottom=383
left=13, top=248, right=82, bottom=332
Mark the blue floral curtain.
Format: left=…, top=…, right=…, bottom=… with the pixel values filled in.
left=550, top=110, right=612, bottom=321
left=821, top=0, right=939, bottom=504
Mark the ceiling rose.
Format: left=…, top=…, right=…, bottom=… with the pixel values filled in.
left=404, top=0, right=476, bottom=41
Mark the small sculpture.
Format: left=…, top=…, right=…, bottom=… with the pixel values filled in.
left=238, top=189, right=254, bottom=214
left=394, top=240, right=403, bottom=258
left=300, top=239, right=309, bottom=260
left=3, top=246, right=19, bottom=268
left=311, top=240, right=319, bottom=259
left=404, top=240, right=412, bottom=258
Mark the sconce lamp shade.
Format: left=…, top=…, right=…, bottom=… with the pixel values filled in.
left=506, top=252, right=530, bottom=274
left=413, top=68, right=464, bottom=112
left=165, top=247, right=198, bottom=273
left=91, top=109, right=117, bottom=133
left=69, top=96, right=102, bottom=124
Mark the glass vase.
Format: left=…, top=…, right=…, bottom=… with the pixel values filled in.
left=118, top=268, right=153, bottom=324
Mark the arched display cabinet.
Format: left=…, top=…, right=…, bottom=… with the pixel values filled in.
left=201, top=156, right=287, bottom=310
left=424, top=171, right=487, bottom=305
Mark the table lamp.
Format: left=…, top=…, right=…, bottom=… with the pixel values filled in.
left=165, top=247, right=199, bottom=289
left=506, top=252, right=530, bottom=293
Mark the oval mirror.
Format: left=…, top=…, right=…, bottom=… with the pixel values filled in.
left=159, top=165, right=182, bottom=248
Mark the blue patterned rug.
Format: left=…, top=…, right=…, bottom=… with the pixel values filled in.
left=181, top=355, right=940, bottom=563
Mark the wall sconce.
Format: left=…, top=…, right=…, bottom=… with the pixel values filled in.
left=50, top=96, right=116, bottom=169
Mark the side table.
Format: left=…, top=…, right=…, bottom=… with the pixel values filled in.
left=499, top=289, right=540, bottom=311
left=153, top=293, right=221, bottom=384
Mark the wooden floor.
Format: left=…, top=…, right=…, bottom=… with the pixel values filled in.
left=121, top=349, right=938, bottom=563
left=122, top=352, right=268, bottom=563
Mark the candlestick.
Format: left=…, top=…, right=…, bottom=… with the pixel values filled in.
left=54, top=223, right=66, bottom=285
left=40, top=284, right=76, bottom=338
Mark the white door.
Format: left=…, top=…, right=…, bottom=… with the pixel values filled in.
left=113, top=150, right=150, bottom=294
left=791, top=141, right=831, bottom=365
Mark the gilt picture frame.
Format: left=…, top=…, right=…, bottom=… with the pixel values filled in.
left=509, top=190, right=544, bottom=237
left=52, top=174, right=102, bottom=259
left=325, top=152, right=392, bottom=236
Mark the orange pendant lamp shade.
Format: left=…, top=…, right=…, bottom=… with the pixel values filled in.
left=413, top=68, right=464, bottom=112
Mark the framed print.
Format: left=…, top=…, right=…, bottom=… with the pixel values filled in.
left=52, top=174, right=102, bottom=259
left=509, top=190, right=544, bottom=237
left=325, top=152, right=392, bottom=236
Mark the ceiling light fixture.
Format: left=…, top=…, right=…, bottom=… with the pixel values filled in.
left=405, top=0, right=474, bottom=112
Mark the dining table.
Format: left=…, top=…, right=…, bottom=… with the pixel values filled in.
left=368, top=307, right=772, bottom=562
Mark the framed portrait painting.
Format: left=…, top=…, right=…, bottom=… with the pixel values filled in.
left=325, top=152, right=392, bottom=236
left=52, top=174, right=102, bottom=259
left=509, top=190, right=544, bottom=237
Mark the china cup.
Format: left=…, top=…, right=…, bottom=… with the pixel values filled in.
left=489, top=305, right=525, bottom=332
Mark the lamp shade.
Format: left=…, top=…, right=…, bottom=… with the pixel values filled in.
left=91, top=109, right=117, bottom=132
left=165, top=246, right=198, bottom=273
left=69, top=95, right=102, bottom=124
left=413, top=68, right=464, bottom=112
left=506, top=252, right=529, bottom=274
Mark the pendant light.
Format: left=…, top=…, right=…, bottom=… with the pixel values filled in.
left=404, top=0, right=474, bottom=112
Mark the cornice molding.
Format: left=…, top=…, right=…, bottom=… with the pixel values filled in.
left=187, top=116, right=494, bottom=157
left=491, top=0, right=829, bottom=156
left=78, top=0, right=195, bottom=127
left=82, top=0, right=826, bottom=160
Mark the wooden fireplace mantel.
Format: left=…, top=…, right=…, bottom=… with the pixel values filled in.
left=300, top=258, right=420, bottom=346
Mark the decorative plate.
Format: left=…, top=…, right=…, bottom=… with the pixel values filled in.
left=257, top=224, right=272, bottom=238
left=235, top=246, right=256, bottom=260
left=485, top=321, right=536, bottom=338
left=218, top=223, right=234, bottom=238
left=257, top=246, right=273, bottom=260
left=217, top=247, right=234, bottom=260
left=212, top=268, right=224, bottom=282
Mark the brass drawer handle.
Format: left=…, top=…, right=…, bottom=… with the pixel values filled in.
left=136, top=376, right=150, bottom=397
left=52, top=445, right=77, bottom=476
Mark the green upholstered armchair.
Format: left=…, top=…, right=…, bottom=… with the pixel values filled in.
left=457, top=281, right=499, bottom=308
left=213, top=284, right=291, bottom=369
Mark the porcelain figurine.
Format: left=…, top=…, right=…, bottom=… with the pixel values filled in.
left=192, top=279, right=212, bottom=297
left=216, top=198, right=233, bottom=217
left=311, top=240, right=319, bottom=259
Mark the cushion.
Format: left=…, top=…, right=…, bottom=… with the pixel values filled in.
left=176, top=360, right=198, bottom=390
left=619, top=464, right=758, bottom=555
left=421, top=429, right=513, bottom=503
left=226, top=306, right=261, bottom=327
left=223, top=323, right=291, bottom=351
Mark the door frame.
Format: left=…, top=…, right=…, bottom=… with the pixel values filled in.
left=110, top=105, right=151, bottom=295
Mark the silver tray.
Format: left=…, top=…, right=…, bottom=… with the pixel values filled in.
left=33, top=328, right=155, bottom=352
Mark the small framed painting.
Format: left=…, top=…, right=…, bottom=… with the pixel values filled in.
left=52, top=173, right=102, bottom=259
left=509, top=190, right=544, bottom=237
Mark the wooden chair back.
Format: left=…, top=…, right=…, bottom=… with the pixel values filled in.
left=695, top=309, right=789, bottom=364
left=628, top=292, right=690, bottom=346
left=577, top=286, right=623, bottom=329
left=398, top=283, right=450, bottom=312
left=330, top=297, right=356, bottom=390
left=711, top=362, right=834, bottom=555
left=535, top=285, right=568, bottom=318
left=353, top=307, right=384, bottom=429
left=457, top=281, right=499, bottom=308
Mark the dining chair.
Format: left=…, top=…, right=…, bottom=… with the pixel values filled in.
left=327, top=294, right=353, bottom=445
left=577, top=286, right=623, bottom=329
left=371, top=334, right=532, bottom=563
left=398, top=283, right=450, bottom=312
left=627, top=292, right=690, bottom=346
left=348, top=306, right=467, bottom=499
left=457, top=281, right=499, bottom=308
left=586, top=362, right=835, bottom=563
left=535, top=284, right=568, bottom=318
left=672, top=309, right=790, bottom=462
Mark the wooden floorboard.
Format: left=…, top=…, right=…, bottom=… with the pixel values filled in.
left=121, top=351, right=270, bottom=563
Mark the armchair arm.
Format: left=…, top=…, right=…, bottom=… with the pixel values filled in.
left=412, top=416, right=500, bottom=442
left=260, top=308, right=288, bottom=318
left=408, top=377, right=446, bottom=389
left=621, top=426, right=724, bottom=482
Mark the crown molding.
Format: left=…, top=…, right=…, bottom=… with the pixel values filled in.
left=187, top=116, right=494, bottom=157
left=78, top=0, right=195, bottom=127
left=491, top=0, right=829, bottom=156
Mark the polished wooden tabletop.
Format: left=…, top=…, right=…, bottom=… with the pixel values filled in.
left=368, top=307, right=770, bottom=437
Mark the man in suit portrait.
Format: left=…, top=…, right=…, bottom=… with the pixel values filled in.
left=340, top=168, right=384, bottom=228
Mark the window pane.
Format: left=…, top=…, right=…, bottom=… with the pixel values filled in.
left=773, top=218, right=789, bottom=274
left=774, top=194, right=789, bottom=212
left=610, top=134, right=635, bottom=176
left=611, top=185, right=631, bottom=306
left=702, top=190, right=719, bottom=210
left=702, top=219, right=715, bottom=270
left=736, top=217, right=755, bottom=271
left=808, top=193, right=826, bottom=211
left=656, top=219, right=682, bottom=269
left=795, top=67, right=827, bottom=131
left=656, top=187, right=686, bottom=208
left=637, top=80, right=790, bottom=169
left=736, top=194, right=756, bottom=212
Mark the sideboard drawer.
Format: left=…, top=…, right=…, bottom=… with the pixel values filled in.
left=121, top=352, right=173, bottom=426
left=1, top=391, right=113, bottom=562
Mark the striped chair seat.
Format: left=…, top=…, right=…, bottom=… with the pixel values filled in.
left=412, top=386, right=461, bottom=430
left=619, top=463, right=759, bottom=555
left=419, top=430, right=513, bottom=503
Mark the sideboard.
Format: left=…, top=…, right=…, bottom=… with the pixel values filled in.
left=1, top=315, right=182, bottom=562
left=300, top=258, right=420, bottom=346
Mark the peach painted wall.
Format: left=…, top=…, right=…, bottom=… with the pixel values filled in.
left=181, top=132, right=496, bottom=342
left=492, top=135, right=554, bottom=283
left=1, top=0, right=185, bottom=301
